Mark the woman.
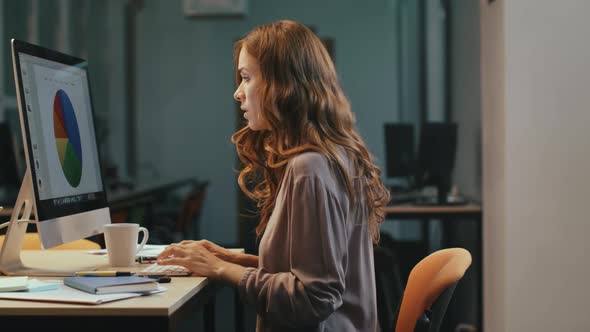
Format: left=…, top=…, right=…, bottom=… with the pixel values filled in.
left=158, top=20, right=390, bottom=331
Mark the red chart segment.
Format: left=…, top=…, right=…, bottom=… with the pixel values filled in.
left=53, top=89, right=82, bottom=187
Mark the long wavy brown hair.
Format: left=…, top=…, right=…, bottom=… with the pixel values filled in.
left=231, top=20, right=390, bottom=244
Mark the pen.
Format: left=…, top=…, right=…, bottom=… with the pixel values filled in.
left=156, top=276, right=171, bottom=283
left=75, top=271, right=133, bottom=277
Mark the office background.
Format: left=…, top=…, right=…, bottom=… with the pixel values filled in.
left=0, top=0, right=481, bottom=244
left=0, top=1, right=481, bottom=330
left=2, top=0, right=589, bottom=332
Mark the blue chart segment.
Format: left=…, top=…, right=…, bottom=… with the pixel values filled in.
left=53, top=89, right=82, bottom=187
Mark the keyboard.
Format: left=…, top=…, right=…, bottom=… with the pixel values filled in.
left=136, top=263, right=192, bottom=276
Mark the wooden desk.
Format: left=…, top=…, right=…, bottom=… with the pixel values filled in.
left=0, top=250, right=237, bottom=332
left=385, top=203, right=482, bottom=332
left=384, top=203, right=482, bottom=219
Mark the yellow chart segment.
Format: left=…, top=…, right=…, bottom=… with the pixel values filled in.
left=56, top=138, right=68, bottom=164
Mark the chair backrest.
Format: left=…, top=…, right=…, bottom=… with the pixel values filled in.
left=0, top=232, right=100, bottom=250
left=394, top=248, right=472, bottom=332
left=175, top=181, right=208, bottom=238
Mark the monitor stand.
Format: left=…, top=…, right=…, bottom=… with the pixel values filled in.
left=0, top=168, right=101, bottom=276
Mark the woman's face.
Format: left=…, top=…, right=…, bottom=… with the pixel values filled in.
left=233, top=47, right=270, bottom=131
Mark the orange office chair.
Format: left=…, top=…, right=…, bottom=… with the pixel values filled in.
left=394, top=248, right=472, bottom=332
left=0, top=232, right=100, bottom=250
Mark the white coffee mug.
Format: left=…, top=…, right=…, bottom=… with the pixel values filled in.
left=103, top=223, right=149, bottom=267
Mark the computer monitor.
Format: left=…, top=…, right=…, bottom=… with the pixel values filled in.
left=414, top=122, right=458, bottom=204
left=0, top=39, right=111, bottom=276
left=384, top=123, right=415, bottom=180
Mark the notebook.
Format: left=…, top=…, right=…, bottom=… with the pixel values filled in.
left=63, top=276, right=158, bottom=295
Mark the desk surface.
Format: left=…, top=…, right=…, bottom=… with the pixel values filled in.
left=0, top=250, right=233, bottom=317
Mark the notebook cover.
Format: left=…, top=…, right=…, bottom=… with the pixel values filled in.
left=63, top=276, right=157, bottom=295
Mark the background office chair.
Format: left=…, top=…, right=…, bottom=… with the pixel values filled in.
left=174, top=181, right=208, bottom=241
left=149, top=180, right=209, bottom=243
left=0, top=232, right=100, bottom=250
left=394, top=247, right=472, bottom=332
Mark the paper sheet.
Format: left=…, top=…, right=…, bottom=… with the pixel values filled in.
left=0, top=282, right=166, bottom=305
left=86, top=244, right=169, bottom=258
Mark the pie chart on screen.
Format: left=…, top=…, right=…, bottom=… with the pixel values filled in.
left=53, top=89, right=82, bottom=187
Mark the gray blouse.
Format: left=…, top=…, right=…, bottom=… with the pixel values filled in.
left=238, top=151, right=377, bottom=332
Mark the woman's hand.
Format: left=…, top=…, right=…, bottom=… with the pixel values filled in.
left=157, top=241, right=247, bottom=285
left=157, top=242, right=225, bottom=278
left=193, top=240, right=236, bottom=263
left=165, top=240, right=236, bottom=263
left=172, top=240, right=259, bottom=268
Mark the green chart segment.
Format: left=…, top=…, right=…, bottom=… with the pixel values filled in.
left=53, top=89, right=82, bottom=187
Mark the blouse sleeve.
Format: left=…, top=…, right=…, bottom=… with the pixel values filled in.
left=237, top=174, right=349, bottom=328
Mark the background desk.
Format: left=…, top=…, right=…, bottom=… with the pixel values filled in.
left=384, top=203, right=482, bottom=332
left=384, top=203, right=482, bottom=254
left=0, top=177, right=206, bottom=244
left=0, top=250, right=236, bottom=332
left=384, top=203, right=482, bottom=218
left=107, top=177, right=198, bottom=221
left=0, top=178, right=197, bottom=219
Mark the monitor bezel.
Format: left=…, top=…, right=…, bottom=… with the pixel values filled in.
left=11, top=39, right=109, bottom=222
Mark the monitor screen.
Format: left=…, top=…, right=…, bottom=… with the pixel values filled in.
left=15, top=46, right=107, bottom=221
left=384, top=124, right=415, bottom=179
left=10, top=40, right=110, bottom=249
left=415, top=122, right=457, bottom=200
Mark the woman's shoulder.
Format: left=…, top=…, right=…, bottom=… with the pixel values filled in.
left=288, top=151, right=331, bottom=178
left=286, top=150, right=350, bottom=201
